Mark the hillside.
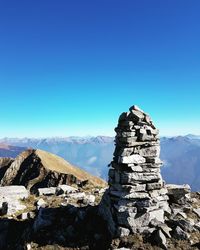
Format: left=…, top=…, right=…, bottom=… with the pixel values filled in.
left=0, top=149, right=106, bottom=192
left=0, top=137, right=114, bottom=179
left=35, top=149, right=106, bottom=187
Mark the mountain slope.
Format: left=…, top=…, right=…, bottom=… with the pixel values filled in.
left=0, top=137, right=114, bottom=179
left=0, top=149, right=106, bottom=192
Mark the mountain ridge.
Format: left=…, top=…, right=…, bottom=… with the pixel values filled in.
left=1, top=135, right=200, bottom=191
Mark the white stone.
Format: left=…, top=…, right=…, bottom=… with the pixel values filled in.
left=0, top=186, right=29, bottom=216
left=193, top=208, right=200, bottom=218
left=0, top=186, right=29, bottom=199
left=37, top=198, right=47, bottom=209
left=68, top=192, right=86, bottom=200
left=57, top=185, right=77, bottom=194
left=149, top=208, right=164, bottom=223
left=118, top=154, right=145, bottom=164
left=117, top=227, right=130, bottom=237
left=85, top=194, right=95, bottom=204
left=38, top=187, right=57, bottom=196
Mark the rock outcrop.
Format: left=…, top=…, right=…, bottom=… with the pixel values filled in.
left=0, top=105, right=200, bottom=250
left=107, top=105, right=170, bottom=235
left=0, top=149, right=106, bottom=193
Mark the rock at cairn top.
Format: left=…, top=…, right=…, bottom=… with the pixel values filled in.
left=108, top=105, right=170, bottom=235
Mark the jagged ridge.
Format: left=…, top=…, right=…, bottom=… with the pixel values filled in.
left=0, top=149, right=106, bottom=192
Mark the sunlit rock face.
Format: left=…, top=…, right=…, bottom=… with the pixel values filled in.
left=108, top=105, right=170, bottom=235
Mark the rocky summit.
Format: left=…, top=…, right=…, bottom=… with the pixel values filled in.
left=0, top=105, right=200, bottom=250
left=108, top=105, right=170, bottom=235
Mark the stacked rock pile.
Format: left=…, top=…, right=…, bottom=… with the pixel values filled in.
left=108, top=105, right=170, bottom=236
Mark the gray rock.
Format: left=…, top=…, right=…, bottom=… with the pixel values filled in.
left=68, top=192, right=86, bottom=200
left=110, top=190, right=149, bottom=199
left=166, top=184, right=191, bottom=204
left=110, top=183, right=146, bottom=193
left=0, top=185, right=29, bottom=199
left=173, top=226, right=189, bottom=240
left=159, top=224, right=172, bottom=238
left=38, top=187, right=57, bottom=196
left=139, top=146, right=160, bottom=157
left=130, top=109, right=145, bottom=121
left=56, top=184, right=78, bottom=195
left=117, top=227, right=130, bottom=237
left=18, top=212, right=28, bottom=220
left=194, top=222, right=200, bottom=231
left=146, top=182, right=163, bottom=191
left=193, top=208, right=200, bottom=218
left=0, top=202, right=8, bottom=215
left=121, top=172, right=161, bottom=184
left=166, top=184, right=191, bottom=195
left=107, top=105, right=181, bottom=235
left=33, top=208, right=53, bottom=232
left=154, top=229, right=167, bottom=249
left=176, top=219, right=194, bottom=233
left=148, top=208, right=165, bottom=223
left=85, top=194, right=95, bottom=204
left=37, top=198, right=47, bottom=209
left=117, top=131, right=136, bottom=137
left=0, top=186, right=29, bottom=216
left=118, top=154, right=146, bottom=164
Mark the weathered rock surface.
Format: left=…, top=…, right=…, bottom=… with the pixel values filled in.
left=106, top=105, right=170, bottom=234
left=0, top=186, right=29, bottom=215
left=0, top=105, right=200, bottom=250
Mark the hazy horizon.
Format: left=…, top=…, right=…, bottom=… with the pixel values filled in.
left=0, top=133, right=199, bottom=140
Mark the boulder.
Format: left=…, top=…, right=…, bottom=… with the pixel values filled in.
left=0, top=186, right=29, bottom=216
left=173, top=226, right=190, bottom=240
left=166, top=184, right=191, bottom=204
left=0, top=185, right=29, bottom=199
left=38, top=187, right=57, bottom=196
left=56, top=184, right=78, bottom=195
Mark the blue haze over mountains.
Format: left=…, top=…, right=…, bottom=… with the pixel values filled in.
left=0, top=135, right=200, bottom=191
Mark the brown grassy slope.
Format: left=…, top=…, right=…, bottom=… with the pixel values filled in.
left=35, top=149, right=107, bottom=187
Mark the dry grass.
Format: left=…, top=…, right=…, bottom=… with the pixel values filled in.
left=36, top=149, right=107, bottom=187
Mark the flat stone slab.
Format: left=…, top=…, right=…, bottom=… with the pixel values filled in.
left=166, top=184, right=191, bottom=195
left=57, top=184, right=78, bottom=194
left=38, top=187, right=57, bottom=196
left=0, top=186, right=29, bottom=216
left=0, top=186, right=29, bottom=199
left=118, top=154, right=146, bottom=164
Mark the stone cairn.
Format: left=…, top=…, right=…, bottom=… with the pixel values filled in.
left=108, top=105, right=170, bottom=236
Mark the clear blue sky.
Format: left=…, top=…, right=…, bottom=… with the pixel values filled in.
left=0, top=0, right=200, bottom=137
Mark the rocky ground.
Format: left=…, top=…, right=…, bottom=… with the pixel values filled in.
left=0, top=183, right=200, bottom=250
left=1, top=106, right=200, bottom=250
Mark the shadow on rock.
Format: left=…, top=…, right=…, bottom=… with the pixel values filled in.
left=0, top=203, right=113, bottom=250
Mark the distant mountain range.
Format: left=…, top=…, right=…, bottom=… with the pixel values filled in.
left=0, top=135, right=200, bottom=191
left=0, top=143, right=27, bottom=158
left=0, top=136, right=114, bottom=179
